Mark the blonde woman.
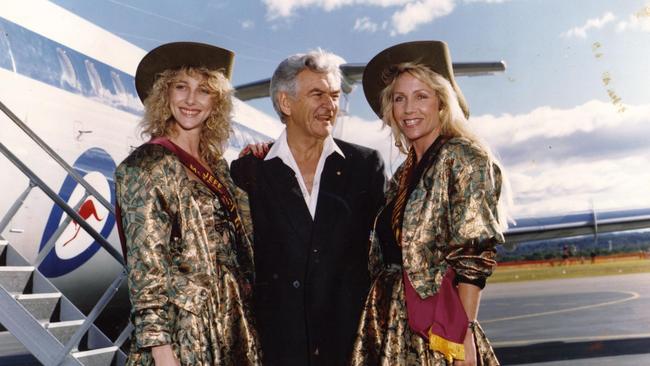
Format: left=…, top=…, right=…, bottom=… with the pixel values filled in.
left=351, top=41, right=505, bottom=366
left=115, top=42, right=260, bottom=365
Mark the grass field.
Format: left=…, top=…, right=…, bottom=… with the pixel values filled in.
left=490, top=257, right=650, bottom=283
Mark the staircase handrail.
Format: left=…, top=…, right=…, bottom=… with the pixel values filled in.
left=0, top=100, right=115, bottom=216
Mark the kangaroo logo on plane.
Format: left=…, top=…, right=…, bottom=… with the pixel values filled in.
left=38, top=148, right=116, bottom=277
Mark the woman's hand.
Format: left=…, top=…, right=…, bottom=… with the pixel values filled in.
left=455, top=283, right=481, bottom=365
left=152, top=345, right=180, bottom=366
left=239, top=142, right=271, bottom=159
left=454, top=329, right=477, bottom=366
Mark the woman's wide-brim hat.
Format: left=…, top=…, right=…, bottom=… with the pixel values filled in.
left=135, top=41, right=235, bottom=102
left=362, top=40, right=469, bottom=119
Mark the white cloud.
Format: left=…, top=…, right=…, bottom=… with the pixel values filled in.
left=561, top=12, right=616, bottom=39
left=340, top=100, right=650, bottom=218
left=464, top=0, right=508, bottom=3
left=472, top=100, right=642, bottom=148
left=263, top=0, right=472, bottom=35
left=506, top=154, right=650, bottom=217
left=353, top=16, right=379, bottom=32
left=262, top=0, right=411, bottom=19
left=390, top=0, right=455, bottom=35
left=617, top=13, right=650, bottom=33
left=473, top=100, right=650, bottom=217
left=241, top=19, right=255, bottom=29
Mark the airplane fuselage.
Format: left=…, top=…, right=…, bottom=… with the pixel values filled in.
left=0, top=4, right=281, bottom=311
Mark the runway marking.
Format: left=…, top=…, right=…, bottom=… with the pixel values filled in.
left=491, top=332, right=650, bottom=347
left=481, top=290, right=640, bottom=324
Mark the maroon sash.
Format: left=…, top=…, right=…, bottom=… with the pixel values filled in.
left=116, top=137, right=247, bottom=261
left=115, top=203, right=127, bottom=262
left=403, top=268, right=468, bottom=361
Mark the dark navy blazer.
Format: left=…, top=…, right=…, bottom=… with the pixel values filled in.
left=231, top=139, right=385, bottom=366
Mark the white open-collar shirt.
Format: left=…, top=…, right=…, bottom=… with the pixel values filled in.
left=265, top=129, right=345, bottom=219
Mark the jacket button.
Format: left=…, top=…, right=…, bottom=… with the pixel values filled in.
left=178, top=263, right=191, bottom=273
left=292, top=280, right=300, bottom=288
left=272, top=273, right=279, bottom=280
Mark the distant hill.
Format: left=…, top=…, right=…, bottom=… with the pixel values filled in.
left=497, top=230, right=650, bottom=262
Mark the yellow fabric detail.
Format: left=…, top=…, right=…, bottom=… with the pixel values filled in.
left=428, top=328, right=465, bottom=363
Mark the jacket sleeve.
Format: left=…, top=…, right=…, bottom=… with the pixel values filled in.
left=445, top=145, right=503, bottom=288
left=230, top=155, right=254, bottom=193
left=369, top=150, right=387, bottom=217
left=116, top=158, right=174, bottom=349
left=366, top=150, right=388, bottom=278
left=218, top=158, right=256, bottom=286
left=233, top=185, right=255, bottom=286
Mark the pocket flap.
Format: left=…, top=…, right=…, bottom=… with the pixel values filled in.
left=170, top=278, right=209, bottom=315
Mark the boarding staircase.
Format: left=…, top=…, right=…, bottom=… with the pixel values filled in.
left=0, top=101, right=131, bottom=365
left=0, top=240, right=127, bottom=365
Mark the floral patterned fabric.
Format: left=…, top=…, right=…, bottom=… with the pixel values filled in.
left=115, top=143, right=261, bottom=365
left=351, top=137, right=503, bottom=365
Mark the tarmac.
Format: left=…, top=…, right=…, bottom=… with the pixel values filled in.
left=482, top=272, right=650, bottom=365
left=3, top=273, right=649, bottom=365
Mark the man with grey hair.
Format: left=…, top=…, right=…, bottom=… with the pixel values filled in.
left=231, top=50, right=385, bottom=365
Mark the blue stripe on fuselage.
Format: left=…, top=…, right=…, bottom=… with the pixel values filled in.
left=0, top=15, right=272, bottom=148
left=0, top=16, right=143, bottom=115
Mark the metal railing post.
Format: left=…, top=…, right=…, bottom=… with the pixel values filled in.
left=0, top=180, right=36, bottom=233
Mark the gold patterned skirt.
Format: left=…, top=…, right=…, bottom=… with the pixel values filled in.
left=126, top=267, right=261, bottom=366
left=350, top=266, right=499, bottom=366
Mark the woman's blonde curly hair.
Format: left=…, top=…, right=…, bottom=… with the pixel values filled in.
left=140, top=66, right=233, bottom=166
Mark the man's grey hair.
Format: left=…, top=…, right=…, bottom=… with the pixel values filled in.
left=270, top=49, right=345, bottom=122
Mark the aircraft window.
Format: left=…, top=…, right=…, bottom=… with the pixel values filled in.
left=56, top=48, right=81, bottom=91
left=110, top=71, right=127, bottom=96
left=84, top=59, right=105, bottom=97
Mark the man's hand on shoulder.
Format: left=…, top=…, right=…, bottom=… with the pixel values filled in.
left=239, top=142, right=272, bottom=159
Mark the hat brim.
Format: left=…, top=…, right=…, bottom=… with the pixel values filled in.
left=135, top=42, right=235, bottom=102
left=362, top=40, right=469, bottom=119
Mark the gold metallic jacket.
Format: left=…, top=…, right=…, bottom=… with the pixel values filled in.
left=369, top=137, right=504, bottom=298
left=352, top=137, right=503, bottom=365
left=115, top=144, right=260, bottom=365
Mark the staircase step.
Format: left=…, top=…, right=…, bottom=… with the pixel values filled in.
left=73, top=346, right=118, bottom=366
left=0, top=241, right=126, bottom=365
left=0, top=267, right=34, bottom=293
left=14, top=293, right=62, bottom=322
left=46, top=319, right=85, bottom=345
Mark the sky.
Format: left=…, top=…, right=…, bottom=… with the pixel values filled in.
left=50, top=0, right=650, bottom=219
